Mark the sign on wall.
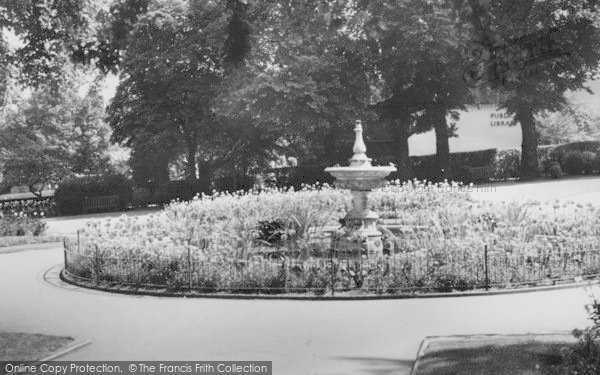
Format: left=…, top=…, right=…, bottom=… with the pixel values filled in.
left=408, top=105, right=522, bottom=156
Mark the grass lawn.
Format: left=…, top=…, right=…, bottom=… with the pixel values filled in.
left=412, top=334, right=576, bottom=375
left=0, top=332, right=74, bottom=361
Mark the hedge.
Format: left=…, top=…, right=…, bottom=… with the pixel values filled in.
left=55, top=174, right=133, bottom=215
left=494, top=141, right=600, bottom=179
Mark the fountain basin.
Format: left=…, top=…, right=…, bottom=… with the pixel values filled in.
left=324, top=166, right=396, bottom=191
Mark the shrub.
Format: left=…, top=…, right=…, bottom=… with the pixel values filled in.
left=304, top=262, right=331, bottom=295
left=0, top=197, right=56, bottom=217
left=0, top=213, right=46, bottom=236
left=431, top=274, right=474, bottom=293
left=410, top=149, right=498, bottom=182
left=538, top=145, right=557, bottom=170
left=562, top=151, right=595, bottom=175
left=152, top=179, right=211, bottom=203
left=582, top=151, right=598, bottom=174
left=540, top=142, right=600, bottom=176
left=558, top=296, right=600, bottom=374
left=493, top=148, right=521, bottom=180
left=556, top=141, right=600, bottom=155
left=257, top=220, right=287, bottom=246
left=55, top=174, right=133, bottom=215
left=549, top=163, right=562, bottom=179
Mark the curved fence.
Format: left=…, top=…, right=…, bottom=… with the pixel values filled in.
left=62, top=237, right=600, bottom=296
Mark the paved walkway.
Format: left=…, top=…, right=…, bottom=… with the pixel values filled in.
left=471, top=175, right=600, bottom=203
left=1, top=246, right=597, bottom=375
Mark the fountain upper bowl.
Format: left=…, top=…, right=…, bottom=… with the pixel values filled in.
left=324, top=165, right=396, bottom=180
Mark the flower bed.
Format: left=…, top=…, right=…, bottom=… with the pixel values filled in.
left=64, top=180, right=600, bottom=295
left=0, top=196, right=56, bottom=217
left=0, top=212, right=47, bottom=237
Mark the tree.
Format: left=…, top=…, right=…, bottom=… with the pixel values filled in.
left=0, top=87, right=71, bottom=196
left=537, top=101, right=600, bottom=145
left=0, top=0, right=99, bottom=86
left=217, top=1, right=476, bottom=181
left=0, top=72, right=112, bottom=196
left=215, top=1, right=372, bottom=168
left=107, top=0, right=225, bottom=182
left=106, top=0, right=283, bottom=189
left=309, top=0, right=471, bottom=180
left=462, top=0, right=600, bottom=178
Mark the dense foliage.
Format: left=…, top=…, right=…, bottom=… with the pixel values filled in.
left=4, top=1, right=600, bottom=184
left=463, top=0, right=600, bottom=179
left=0, top=0, right=94, bottom=86
left=537, top=103, right=600, bottom=145
left=0, top=73, right=113, bottom=196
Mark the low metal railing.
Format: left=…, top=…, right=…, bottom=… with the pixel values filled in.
left=62, top=236, right=600, bottom=296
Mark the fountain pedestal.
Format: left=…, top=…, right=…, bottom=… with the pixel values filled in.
left=325, top=120, right=396, bottom=257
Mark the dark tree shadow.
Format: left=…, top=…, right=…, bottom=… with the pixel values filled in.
left=413, top=342, right=568, bottom=375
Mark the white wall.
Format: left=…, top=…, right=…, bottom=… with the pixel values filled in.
left=408, top=105, right=522, bottom=156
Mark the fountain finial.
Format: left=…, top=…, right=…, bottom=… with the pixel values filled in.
left=349, top=120, right=371, bottom=167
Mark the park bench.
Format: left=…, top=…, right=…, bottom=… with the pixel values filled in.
left=466, top=165, right=495, bottom=182
left=82, top=195, right=121, bottom=213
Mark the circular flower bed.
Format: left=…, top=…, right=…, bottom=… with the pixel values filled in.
left=62, top=180, right=600, bottom=296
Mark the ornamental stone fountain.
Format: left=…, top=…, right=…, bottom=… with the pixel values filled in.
left=325, top=120, right=396, bottom=257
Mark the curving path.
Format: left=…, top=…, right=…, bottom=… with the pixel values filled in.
left=1, top=245, right=598, bottom=375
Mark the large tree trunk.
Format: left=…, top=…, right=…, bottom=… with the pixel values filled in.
left=154, top=158, right=170, bottom=185
left=323, top=131, right=336, bottom=165
left=434, top=111, right=450, bottom=180
left=516, top=106, right=539, bottom=180
left=391, top=118, right=413, bottom=181
left=185, top=139, right=198, bottom=181
left=197, top=161, right=213, bottom=193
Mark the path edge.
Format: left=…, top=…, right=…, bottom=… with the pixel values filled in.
left=59, top=268, right=600, bottom=300
left=39, top=339, right=92, bottom=361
